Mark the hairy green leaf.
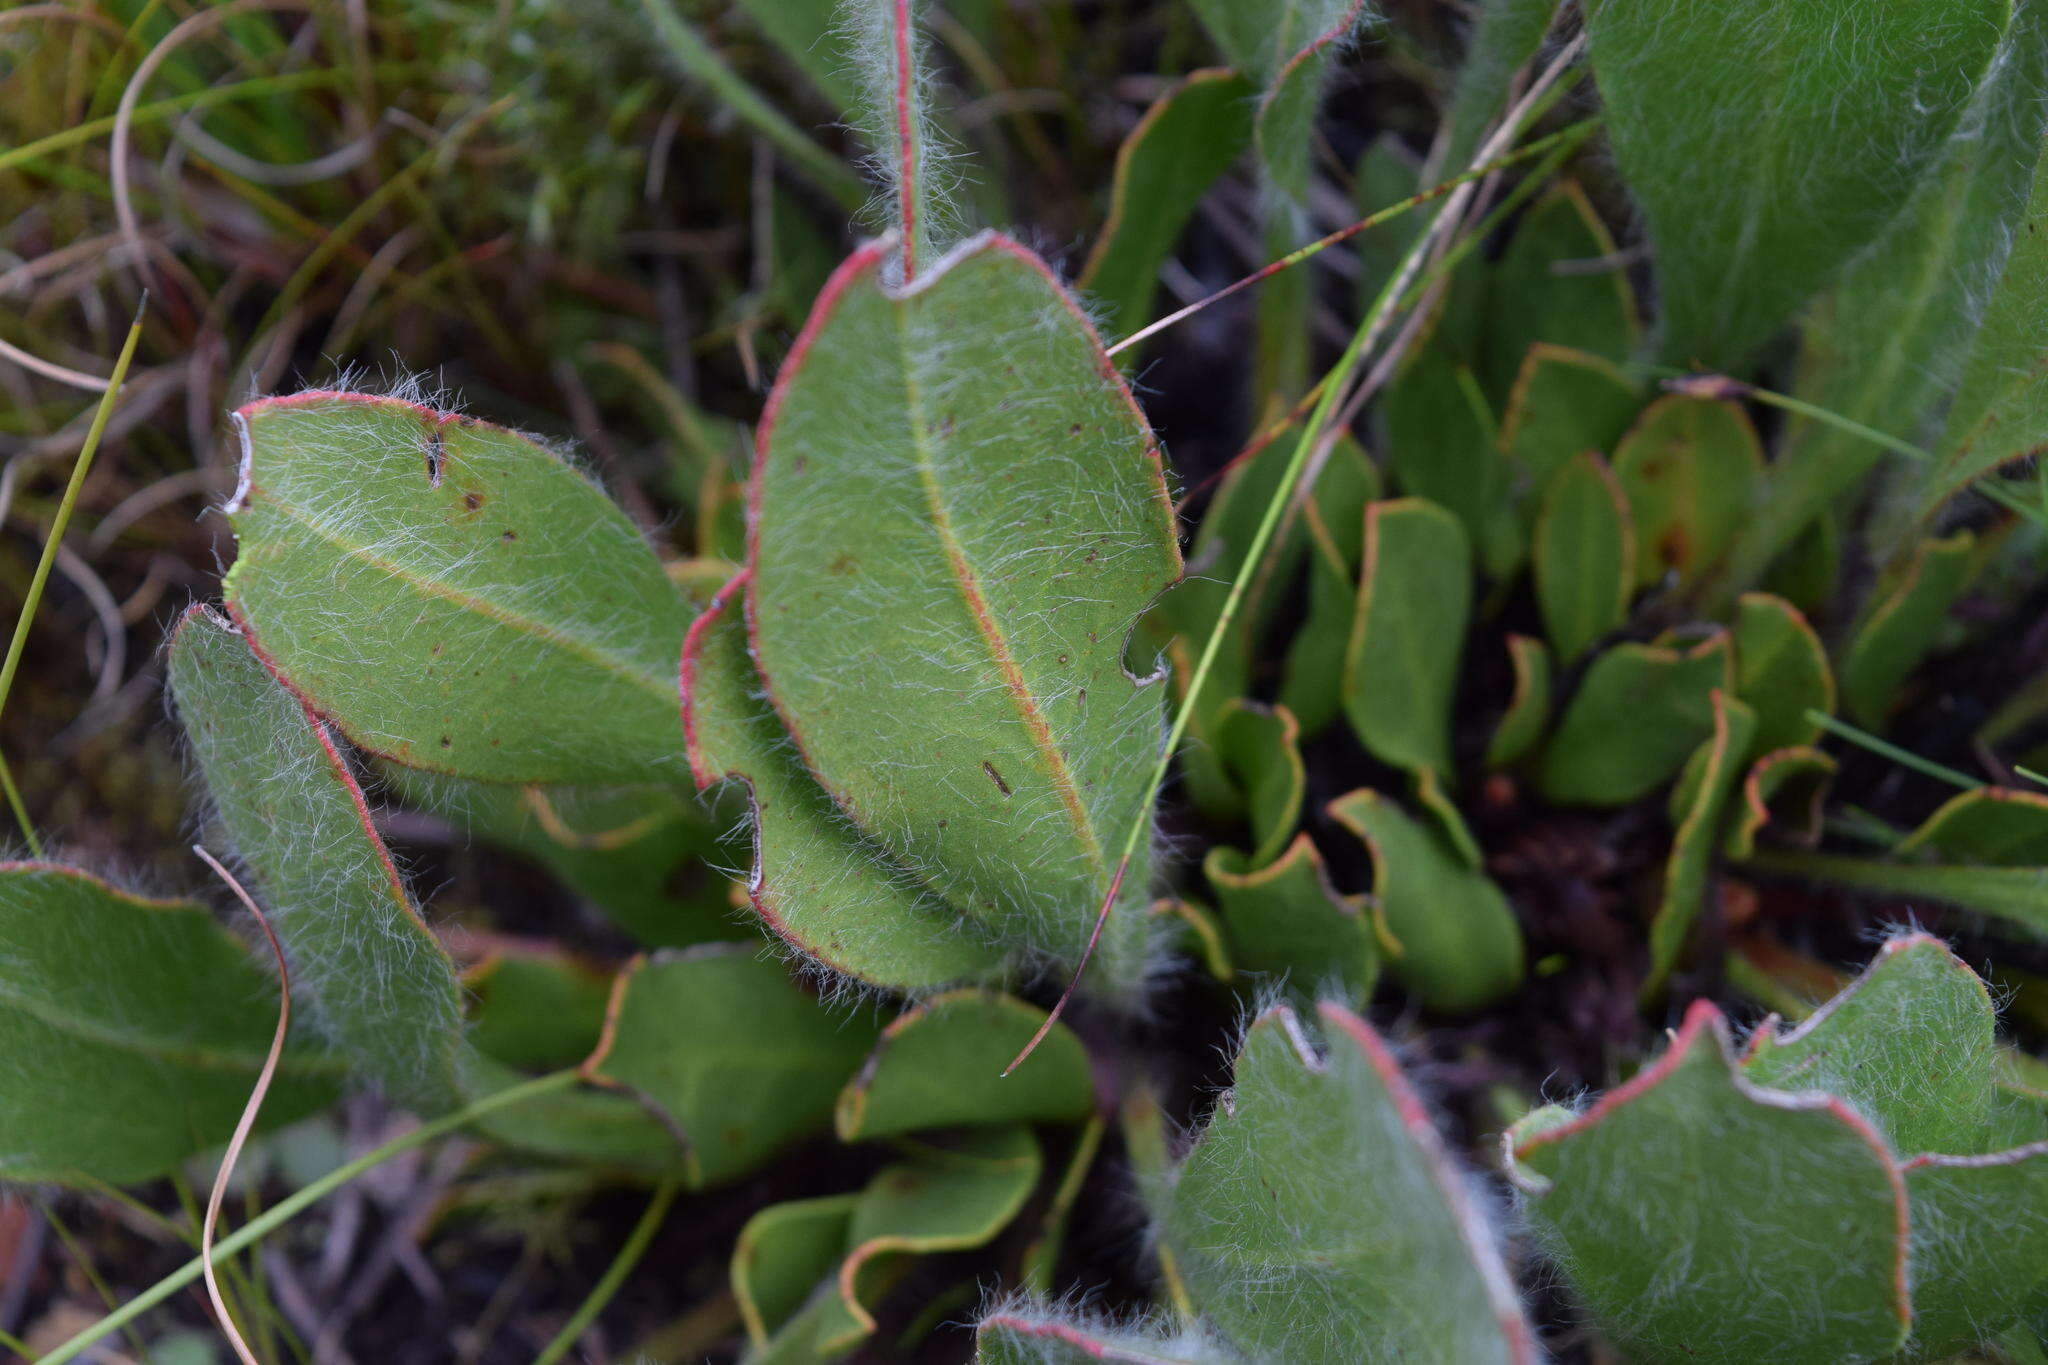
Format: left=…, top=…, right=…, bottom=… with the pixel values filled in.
left=1159, top=1002, right=1536, bottom=1363
left=171, top=604, right=466, bottom=1107
left=1510, top=1001, right=1913, bottom=1364
left=1905, top=1142, right=2048, bottom=1355
left=682, top=573, right=1004, bottom=990
left=222, top=392, right=689, bottom=784
left=1925, top=100, right=2048, bottom=518
left=1586, top=0, right=2008, bottom=367
left=977, top=1307, right=1227, bottom=1364
left=749, top=234, right=1180, bottom=983
left=0, top=864, right=340, bottom=1185
left=1731, top=0, right=2048, bottom=589
left=1743, top=934, right=1995, bottom=1156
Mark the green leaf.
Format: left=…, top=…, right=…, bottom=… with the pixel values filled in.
left=833, top=991, right=1093, bottom=1141
left=0, top=863, right=340, bottom=1185
left=682, top=573, right=1005, bottom=991
left=1723, top=746, right=1835, bottom=860
left=1743, top=934, right=1996, bottom=1157
left=1840, top=530, right=1978, bottom=725
left=1585, top=0, right=2008, bottom=368
left=1350, top=136, right=1425, bottom=316
left=1253, top=2, right=1371, bottom=201
left=170, top=604, right=466, bottom=1108
left=1485, top=634, right=1553, bottom=770
left=1537, top=631, right=1731, bottom=806
left=1747, top=851, right=2048, bottom=941
left=1021, top=1117, right=1106, bottom=1293
left=1904, top=1143, right=2048, bottom=1356
left=1610, top=394, right=1764, bottom=590
left=1731, top=0, right=2048, bottom=589
left=731, top=0, right=859, bottom=111
left=222, top=392, right=689, bottom=784
left=1190, top=0, right=1370, bottom=198
left=1760, top=512, right=1842, bottom=621
left=826, top=1127, right=1043, bottom=1351
left=1280, top=437, right=1381, bottom=736
left=1900, top=787, right=2048, bottom=865
left=388, top=771, right=748, bottom=948
left=1159, top=1002, right=1536, bottom=1363
left=1731, top=592, right=1833, bottom=756
left=1382, top=344, right=1520, bottom=576
left=733, top=1194, right=860, bottom=1348
left=1079, top=70, right=1255, bottom=344
left=1151, top=897, right=1234, bottom=982
left=1498, top=344, right=1642, bottom=499
left=1327, top=790, right=1524, bottom=1013
left=1343, top=498, right=1471, bottom=779
left=1440, top=0, right=1561, bottom=172
left=1205, top=835, right=1378, bottom=1009
left=1510, top=1000, right=1913, bottom=1365
left=465, top=951, right=612, bottom=1073
left=584, top=946, right=879, bottom=1187
left=749, top=235, right=1180, bottom=984
left=1925, top=102, right=2048, bottom=518
left=1213, top=700, right=1305, bottom=869
left=1644, top=692, right=1755, bottom=1001
left=1161, top=427, right=1329, bottom=818
left=1481, top=182, right=1638, bottom=401
left=1534, top=450, right=1633, bottom=663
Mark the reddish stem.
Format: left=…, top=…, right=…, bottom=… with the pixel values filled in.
left=1002, top=853, right=1129, bottom=1076
left=893, top=0, right=918, bottom=280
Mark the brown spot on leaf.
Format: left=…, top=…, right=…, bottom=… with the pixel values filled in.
left=982, top=761, right=1012, bottom=797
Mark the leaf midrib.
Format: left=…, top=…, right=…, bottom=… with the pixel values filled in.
left=889, top=301, right=1110, bottom=883
left=0, top=978, right=343, bottom=1077
left=239, top=490, right=673, bottom=708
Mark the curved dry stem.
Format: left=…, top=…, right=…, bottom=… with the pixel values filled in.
left=192, top=845, right=291, bottom=1365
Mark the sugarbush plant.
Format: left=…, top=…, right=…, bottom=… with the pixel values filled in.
left=7, top=0, right=2048, bottom=1360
